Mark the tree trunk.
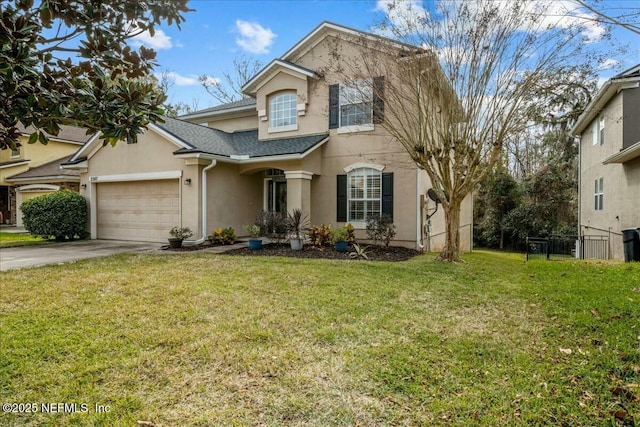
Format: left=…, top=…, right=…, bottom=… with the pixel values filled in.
left=436, top=197, right=462, bottom=262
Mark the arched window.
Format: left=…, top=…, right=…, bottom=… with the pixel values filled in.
left=347, top=167, right=381, bottom=221
left=269, top=92, right=297, bottom=130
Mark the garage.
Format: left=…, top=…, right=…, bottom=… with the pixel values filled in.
left=96, top=179, right=180, bottom=242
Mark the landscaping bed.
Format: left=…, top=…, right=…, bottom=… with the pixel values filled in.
left=225, top=243, right=421, bottom=261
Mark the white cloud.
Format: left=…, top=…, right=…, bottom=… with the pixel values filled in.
left=159, top=72, right=218, bottom=87
left=235, top=20, right=276, bottom=54
left=375, top=0, right=429, bottom=36
left=132, top=29, right=173, bottom=50
left=599, top=58, right=621, bottom=71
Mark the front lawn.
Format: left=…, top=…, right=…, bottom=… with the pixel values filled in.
left=0, top=231, right=48, bottom=248
left=1, top=251, right=638, bottom=426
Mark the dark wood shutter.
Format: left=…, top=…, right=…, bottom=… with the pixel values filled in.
left=329, top=84, right=340, bottom=129
left=382, top=172, right=393, bottom=221
left=373, top=76, right=385, bottom=124
left=337, top=174, right=347, bottom=222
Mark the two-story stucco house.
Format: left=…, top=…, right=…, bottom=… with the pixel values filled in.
left=572, top=63, right=640, bottom=260
left=0, top=124, right=95, bottom=226
left=62, top=21, right=473, bottom=250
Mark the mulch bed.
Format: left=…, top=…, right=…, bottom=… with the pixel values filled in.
left=162, top=241, right=421, bottom=262
left=224, top=243, right=421, bottom=262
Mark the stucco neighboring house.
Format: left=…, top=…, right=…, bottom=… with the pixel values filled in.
left=62, top=21, right=473, bottom=251
left=572, top=63, right=640, bottom=260
left=0, top=124, right=95, bottom=226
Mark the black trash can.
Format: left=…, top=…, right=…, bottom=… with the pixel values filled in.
left=622, top=228, right=640, bottom=262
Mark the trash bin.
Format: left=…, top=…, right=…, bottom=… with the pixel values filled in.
left=622, top=228, right=640, bottom=262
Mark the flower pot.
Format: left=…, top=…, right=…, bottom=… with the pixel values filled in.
left=248, top=238, right=263, bottom=250
left=335, top=241, right=348, bottom=253
left=290, top=237, right=304, bottom=251
left=168, top=238, right=183, bottom=248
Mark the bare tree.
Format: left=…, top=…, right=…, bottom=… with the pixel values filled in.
left=571, top=0, right=640, bottom=35
left=331, top=0, right=602, bottom=261
left=199, top=55, right=262, bottom=105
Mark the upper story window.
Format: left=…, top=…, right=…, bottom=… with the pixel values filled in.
left=11, top=146, right=20, bottom=158
left=599, top=115, right=605, bottom=145
left=340, top=79, right=373, bottom=127
left=329, top=76, right=384, bottom=132
left=592, top=115, right=605, bottom=146
left=269, top=92, right=297, bottom=132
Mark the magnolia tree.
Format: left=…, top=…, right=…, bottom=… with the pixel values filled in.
left=0, top=0, right=192, bottom=150
left=331, top=0, right=607, bottom=261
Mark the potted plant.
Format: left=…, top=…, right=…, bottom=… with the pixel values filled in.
left=287, top=208, right=309, bottom=251
left=243, top=224, right=263, bottom=250
left=332, top=226, right=350, bottom=253
left=169, top=226, right=193, bottom=248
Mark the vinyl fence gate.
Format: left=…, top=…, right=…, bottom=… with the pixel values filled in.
left=526, top=235, right=609, bottom=261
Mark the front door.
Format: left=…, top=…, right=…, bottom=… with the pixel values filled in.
left=267, top=180, right=287, bottom=214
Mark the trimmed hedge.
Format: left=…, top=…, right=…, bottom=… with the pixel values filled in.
left=21, top=190, right=88, bottom=241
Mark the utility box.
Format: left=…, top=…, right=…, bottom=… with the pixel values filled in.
left=622, top=228, right=640, bottom=262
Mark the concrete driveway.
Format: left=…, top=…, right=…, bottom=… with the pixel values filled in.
left=0, top=240, right=160, bottom=271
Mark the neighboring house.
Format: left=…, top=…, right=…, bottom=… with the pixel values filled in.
left=0, top=124, right=95, bottom=226
left=62, top=21, right=473, bottom=250
left=572, top=63, right=640, bottom=260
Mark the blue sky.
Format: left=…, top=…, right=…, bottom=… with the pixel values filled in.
left=131, top=0, right=639, bottom=109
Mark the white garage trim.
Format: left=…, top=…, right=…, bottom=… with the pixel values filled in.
left=89, top=170, right=182, bottom=183
left=89, top=171, right=183, bottom=240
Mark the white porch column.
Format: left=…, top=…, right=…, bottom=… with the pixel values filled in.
left=284, top=170, right=313, bottom=215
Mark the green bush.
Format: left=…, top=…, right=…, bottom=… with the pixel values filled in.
left=21, top=190, right=88, bottom=241
left=366, top=214, right=396, bottom=247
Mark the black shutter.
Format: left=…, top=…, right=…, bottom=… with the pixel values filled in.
left=373, top=76, right=385, bottom=124
left=337, top=174, right=347, bottom=222
left=329, top=84, right=339, bottom=129
left=382, top=172, right=393, bottom=221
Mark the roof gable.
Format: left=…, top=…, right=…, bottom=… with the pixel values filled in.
left=242, top=60, right=319, bottom=95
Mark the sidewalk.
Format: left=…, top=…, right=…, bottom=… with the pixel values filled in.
left=0, top=225, right=28, bottom=234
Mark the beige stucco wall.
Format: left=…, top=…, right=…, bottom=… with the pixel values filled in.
left=195, top=114, right=258, bottom=133
left=206, top=162, right=263, bottom=235
left=579, top=91, right=640, bottom=260
left=0, top=136, right=80, bottom=185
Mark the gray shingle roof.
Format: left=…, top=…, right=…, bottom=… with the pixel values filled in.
left=157, top=117, right=328, bottom=159
left=178, top=97, right=257, bottom=119
left=6, top=155, right=80, bottom=181
left=16, top=123, right=95, bottom=144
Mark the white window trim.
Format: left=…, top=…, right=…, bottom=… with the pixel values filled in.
left=269, top=92, right=298, bottom=131
left=338, top=78, right=373, bottom=131
left=347, top=167, right=382, bottom=223
left=599, top=115, right=605, bottom=146
left=337, top=124, right=375, bottom=134
left=592, top=121, right=598, bottom=146
left=268, top=124, right=298, bottom=134
left=594, top=177, right=604, bottom=211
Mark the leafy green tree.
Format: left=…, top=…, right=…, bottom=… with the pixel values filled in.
left=0, top=0, right=192, bottom=150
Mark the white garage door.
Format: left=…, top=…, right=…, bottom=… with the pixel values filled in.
left=97, top=180, right=180, bottom=242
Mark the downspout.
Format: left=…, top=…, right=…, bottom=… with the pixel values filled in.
left=416, top=168, right=425, bottom=251
left=577, top=135, right=582, bottom=237
left=186, top=159, right=217, bottom=245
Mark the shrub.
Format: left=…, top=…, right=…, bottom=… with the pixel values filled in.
left=331, top=226, right=349, bottom=243
left=209, top=227, right=236, bottom=245
left=169, top=226, right=193, bottom=240
left=21, top=190, right=88, bottom=241
left=366, top=214, right=396, bottom=247
left=256, top=210, right=287, bottom=243
left=346, top=223, right=356, bottom=245
left=307, top=224, right=332, bottom=247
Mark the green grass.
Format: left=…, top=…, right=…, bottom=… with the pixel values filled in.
left=1, top=251, right=639, bottom=426
left=0, top=232, right=48, bottom=248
